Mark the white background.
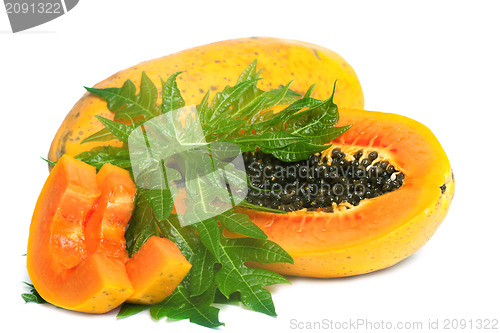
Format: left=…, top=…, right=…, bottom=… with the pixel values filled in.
left=1, top=1, right=499, bottom=332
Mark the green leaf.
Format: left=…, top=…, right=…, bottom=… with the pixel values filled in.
left=237, top=200, right=286, bottom=214
left=75, top=146, right=131, bottom=170
left=214, top=235, right=290, bottom=317
left=145, top=188, right=174, bottom=221
left=303, top=84, right=316, bottom=98
left=301, top=125, right=352, bottom=145
left=143, top=162, right=181, bottom=221
left=117, top=304, right=150, bottom=319
left=190, top=219, right=290, bottom=317
left=194, top=219, right=221, bottom=259
left=85, top=74, right=158, bottom=121
left=237, top=60, right=258, bottom=84
left=81, top=127, right=116, bottom=144
left=95, top=116, right=135, bottom=143
left=161, top=71, right=185, bottom=113
left=136, top=72, right=159, bottom=117
left=207, top=79, right=260, bottom=124
left=238, top=96, right=322, bottom=135
left=217, top=211, right=267, bottom=239
left=271, top=141, right=331, bottom=162
left=221, top=238, right=293, bottom=264
left=124, top=190, right=160, bottom=256
left=157, top=215, right=199, bottom=260
left=190, top=245, right=217, bottom=297
left=198, top=90, right=210, bottom=114
left=259, top=81, right=294, bottom=111
left=40, top=157, right=56, bottom=167
left=213, top=290, right=241, bottom=304
left=229, top=132, right=307, bottom=151
left=21, top=282, right=46, bottom=304
left=288, top=92, right=339, bottom=135
left=150, top=280, right=223, bottom=328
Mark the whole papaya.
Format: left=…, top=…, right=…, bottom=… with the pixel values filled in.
left=48, top=37, right=364, bottom=162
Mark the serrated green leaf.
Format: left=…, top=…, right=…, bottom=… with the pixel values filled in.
left=125, top=190, right=160, bottom=256
left=301, top=125, right=352, bottom=145
left=150, top=280, right=223, bottom=328
left=237, top=200, right=286, bottom=214
left=259, top=81, right=294, bottom=111
left=190, top=244, right=217, bottom=297
left=21, top=282, right=46, bottom=304
left=239, top=286, right=276, bottom=316
left=117, top=304, right=150, bottom=319
left=145, top=188, right=174, bottom=222
left=40, top=157, right=56, bottom=167
left=161, top=71, right=185, bottom=113
left=237, top=60, right=258, bottom=84
left=217, top=211, right=267, bottom=239
left=75, top=146, right=131, bottom=170
left=214, top=242, right=285, bottom=317
left=220, top=237, right=293, bottom=264
left=157, top=215, right=199, bottom=260
left=207, top=79, right=260, bottom=124
left=271, top=141, right=331, bottom=162
left=194, top=219, right=221, bottom=259
left=81, top=127, right=116, bottom=144
left=213, top=290, right=241, bottom=304
left=95, top=116, right=135, bottom=143
left=288, top=91, right=339, bottom=135
left=230, top=132, right=307, bottom=151
left=137, top=72, right=159, bottom=117
left=303, top=84, right=316, bottom=98
left=86, top=75, right=157, bottom=120
left=144, top=163, right=181, bottom=221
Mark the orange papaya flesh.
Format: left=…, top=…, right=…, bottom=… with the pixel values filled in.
left=230, top=108, right=454, bottom=278
left=27, top=155, right=134, bottom=313
left=27, top=155, right=192, bottom=312
left=125, top=236, right=192, bottom=304
left=84, top=163, right=136, bottom=262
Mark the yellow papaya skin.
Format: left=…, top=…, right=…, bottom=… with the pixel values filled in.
left=247, top=172, right=454, bottom=278
left=48, top=37, right=364, bottom=162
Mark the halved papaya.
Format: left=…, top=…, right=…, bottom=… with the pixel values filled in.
left=27, top=155, right=192, bottom=312
left=233, top=108, right=454, bottom=278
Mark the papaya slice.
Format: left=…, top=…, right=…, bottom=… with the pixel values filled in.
left=125, top=236, right=192, bottom=304
left=27, top=155, right=192, bottom=312
left=85, top=163, right=136, bottom=262
left=234, top=108, right=454, bottom=278
left=27, top=155, right=134, bottom=313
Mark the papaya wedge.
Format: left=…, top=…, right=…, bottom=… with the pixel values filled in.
left=27, top=155, right=191, bottom=312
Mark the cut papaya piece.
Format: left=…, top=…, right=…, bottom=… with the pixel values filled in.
left=125, top=236, right=192, bottom=304
left=27, top=155, right=134, bottom=313
left=85, top=163, right=136, bottom=262
left=28, top=155, right=192, bottom=312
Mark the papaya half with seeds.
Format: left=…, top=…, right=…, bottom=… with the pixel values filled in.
left=48, top=37, right=364, bottom=162
left=232, top=108, right=454, bottom=278
left=27, top=155, right=191, bottom=313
